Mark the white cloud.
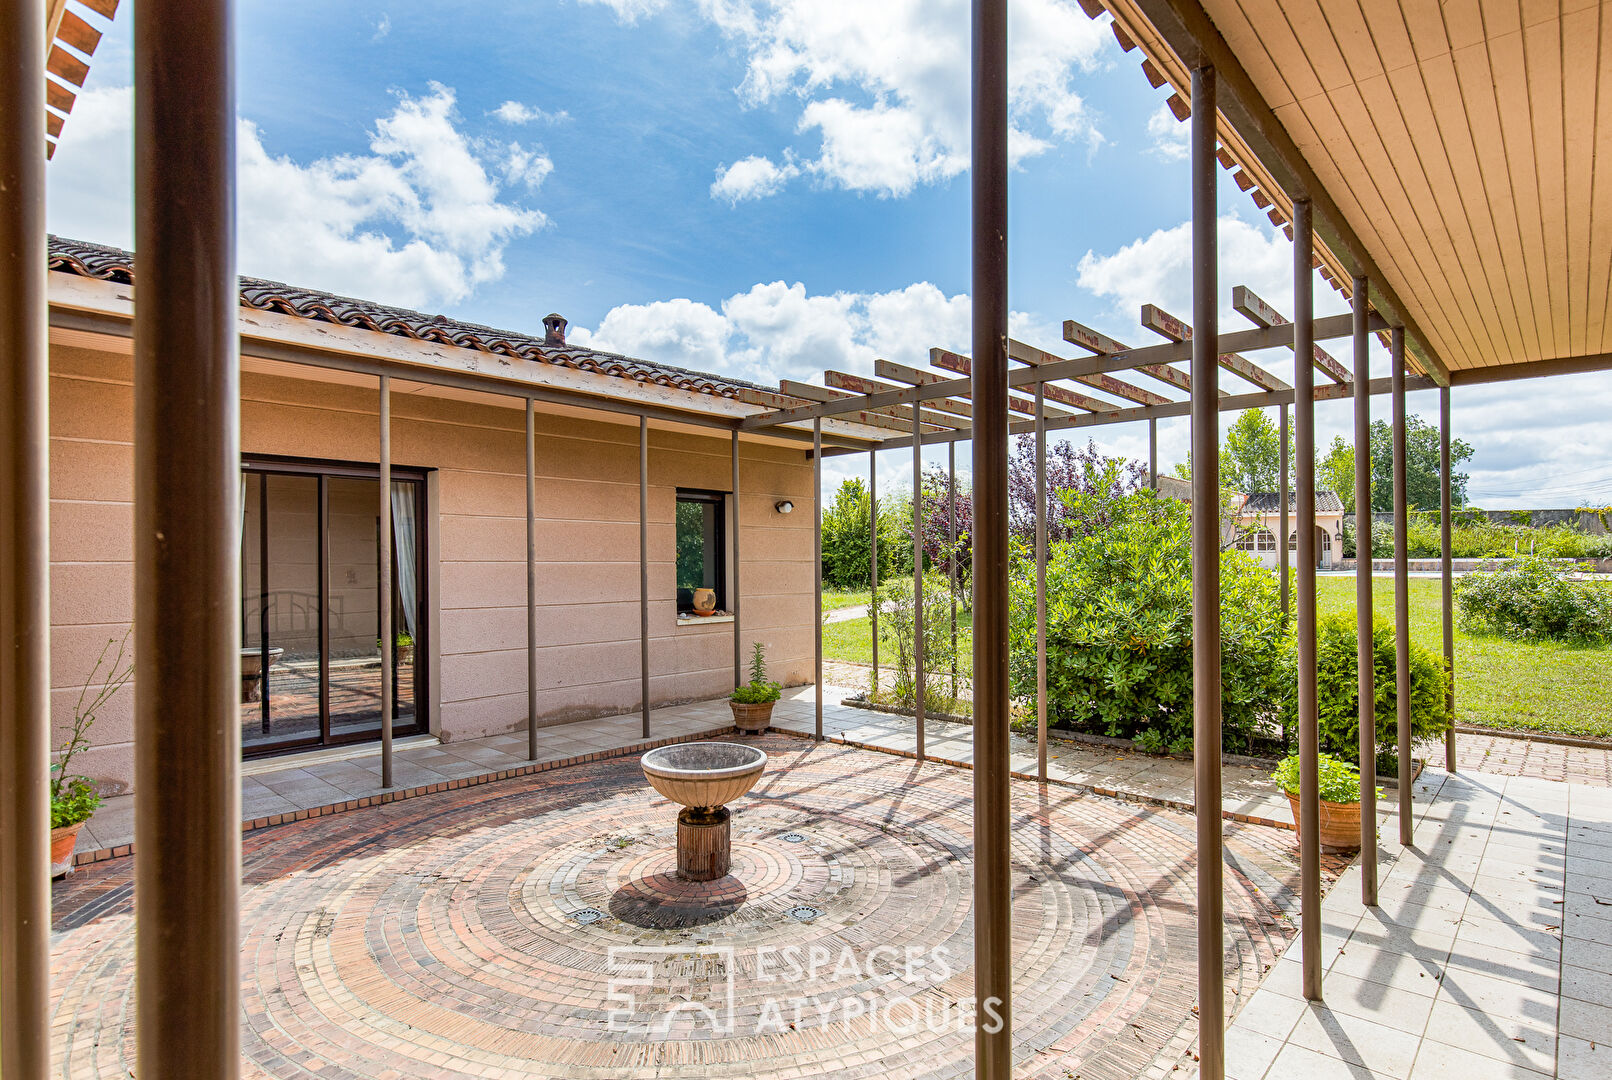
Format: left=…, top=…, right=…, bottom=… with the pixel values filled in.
left=48, top=83, right=551, bottom=309
left=1145, top=103, right=1188, bottom=161
left=579, top=0, right=669, bottom=24
left=372, top=13, right=391, bottom=40
left=491, top=100, right=570, bottom=125
left=689, top=0, right=1108, bottom=199
left=711, top=154, right=799, bottom=203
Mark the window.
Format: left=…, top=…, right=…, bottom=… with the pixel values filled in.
left=241, top=457, right=428, bottom=757
left=675, top=489, right=727, bottom=613
left=1255, top=529, right=1277, bottom=552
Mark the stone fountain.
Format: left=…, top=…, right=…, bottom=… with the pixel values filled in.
left=640, top=742, right=767, bottom=881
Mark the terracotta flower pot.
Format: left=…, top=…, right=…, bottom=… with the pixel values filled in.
left=693, top=588, right=717, bottom=615
left=1286, top=792, right=1363, bottom=853
left=730, top=700, right=775, bottom=733
left=50, top=821, right=85, bottom=879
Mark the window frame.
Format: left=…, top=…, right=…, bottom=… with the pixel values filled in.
left=673, top=487, right=728, bottom=614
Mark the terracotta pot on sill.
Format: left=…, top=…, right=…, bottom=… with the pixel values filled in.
left=51, top=821, right=85, bottom=879
left=730, top=700, right=775, bottom=733
left=1286, top=792, right=1363, bottom=853
left=692, top=588, right=717, bottom=615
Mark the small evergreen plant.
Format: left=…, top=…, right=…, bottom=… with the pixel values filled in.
left=731, top=641, right=782, bottom=704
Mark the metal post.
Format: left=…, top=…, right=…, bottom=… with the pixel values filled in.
left=1036, top=383, right=1048, bottom=782
left=1352, top=277, right=1377, bottom=905
left=972, top=0, right=1013, bottom=1068
left=1392, top=329, right=1412, bottom=843
left=1280, top=408, right=1290, bottom=620
left=1189, top=63, right=1227, bottom=1076
left=814, top=418, right=823, bottom=741
left=0, top=0, right=51, bottom=1072
left=1440, top=388, right=1455, bottom=772
left=870, top=450, right=879, bottom=694
left=1148, top=417, right=1158, bottom=489
left=732, top=430, right=742, bottom=688
left=527, top=399, right=538, bottom=760
left=133, top=0, right=241, bottom=1072
left=912, top=405, right=926, bottom=760
left=1294, top=199, right=1322, bottom=1003
left=639, top=416, right=650, bottom=738
left=379, top=376, right=393, bottom=788
left=949, top=440, right=958, bottom=680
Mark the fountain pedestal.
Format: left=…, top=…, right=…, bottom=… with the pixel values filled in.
left=640, top=742, right=766, bottom=883
left=677, top=806, right=732, bottom=881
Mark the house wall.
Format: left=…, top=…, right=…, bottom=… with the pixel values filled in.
left=48, top=342, right=817, bottom=794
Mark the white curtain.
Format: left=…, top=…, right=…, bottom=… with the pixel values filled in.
left=390, top=482, right=418, bottom=637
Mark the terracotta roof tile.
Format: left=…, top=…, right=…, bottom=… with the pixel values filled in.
left=47, top=234, right=764, bottom=401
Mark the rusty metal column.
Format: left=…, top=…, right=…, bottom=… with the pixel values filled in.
left=1280, top=409, right=1290, bottom=620
left=949, top=440, right=958, bottom=680
left=1352, top=277, right=1377, bottom=905
left=133, top=0, right=241, bottom=1073
left=912, top=407, right=925, bottom=760
left=527, top=399, right=539, bottom=760
left=1392, top=329, right=1412, bottom=842
left=1293, top=199, right=1322, bottom=1003
left=972, top=0, right=1013, bottom=1068
left=1440, top=388, right=1455, bottom=772
left=0, top=0, right=51, bottom=1073
left=639, top=416, right=650, bottom=738
left=814, top=418, right=823, bottom=741
left=1035, top=383, right=1048, bottom=781
left=732, top=430, right=742, bottom=688
left=1189, top=64, right=1227, bottom=1076
left=870, top=450, right=879, bottom=694
left=1148, top=417, right=1158, bottom=489
left=379, top=377, right=394, bottom=788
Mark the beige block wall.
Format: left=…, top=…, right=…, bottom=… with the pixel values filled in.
left=48, top=343, right=817, bottom=794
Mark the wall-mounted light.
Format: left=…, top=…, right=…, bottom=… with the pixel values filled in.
left=775, top=500, right=794, bottom=515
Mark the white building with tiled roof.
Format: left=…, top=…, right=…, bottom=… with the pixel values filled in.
left=1232, top=490, right=1347, bottom=569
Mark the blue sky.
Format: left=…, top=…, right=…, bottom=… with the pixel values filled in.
left=47, top=0, right=1612, bottom=509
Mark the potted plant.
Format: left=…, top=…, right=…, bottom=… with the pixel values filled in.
left=377, top=632, right=415, bottom=668
left=730, top=641, right=782, bottom=733
left=51, top=633, right=132, bottom=877
left=1271, top=752, right=1377, bottom=853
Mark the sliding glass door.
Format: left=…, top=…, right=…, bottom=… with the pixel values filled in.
left=241, top=458, right=427, bottom=757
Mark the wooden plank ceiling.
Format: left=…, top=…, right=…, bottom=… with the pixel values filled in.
left=44, top=0, right=119, bottom=158
left=1108, top=0, right=1608, bottom=375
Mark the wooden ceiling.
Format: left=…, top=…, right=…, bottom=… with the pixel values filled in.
left=44, top=0, right=118, bottom=159
left=1112, top=0, right=1610, bottom=379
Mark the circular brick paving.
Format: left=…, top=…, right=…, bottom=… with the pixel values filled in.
left=49, top=736, right=1313, bottom=1080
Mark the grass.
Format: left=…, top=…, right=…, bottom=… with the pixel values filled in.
left=821, top=588, right=872, bottom=611
left=819, top=576, right=1612, bottom=741
left=1316, top=576, right=1612, bottom=741
left=822, top=606, right=975, bottom=677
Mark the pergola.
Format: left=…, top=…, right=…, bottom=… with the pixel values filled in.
left=2, top=2, right=1610, bottom=1080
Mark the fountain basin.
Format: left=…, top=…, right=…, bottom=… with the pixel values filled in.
left=640, top=742, right=766, bottom=882
left=640, top=742, right=766, bottom=809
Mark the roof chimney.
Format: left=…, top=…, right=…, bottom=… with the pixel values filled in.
left=542, top=312, right=567, bottom=346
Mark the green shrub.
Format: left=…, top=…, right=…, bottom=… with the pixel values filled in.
left=1455, top=556, right=1612, bottom=644
left=1007, top=488, right=1287, bottom=752
left=875, top=572, right=968, bottom=714
left=821, top=478, right=899, bottom=589
left=51, top=632, right=132, bottom=829
left=1279, top=613, right=1448, bottom=767
left=1271, top=752, right=1374, bottom=803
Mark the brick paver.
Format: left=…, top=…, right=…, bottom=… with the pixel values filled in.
left=1455, top=731, right=1612, bottom=787
left=50, top=736, right=1333, bottom=1080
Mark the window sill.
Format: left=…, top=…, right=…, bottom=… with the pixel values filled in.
left=676, top=613, right=735, bottom=628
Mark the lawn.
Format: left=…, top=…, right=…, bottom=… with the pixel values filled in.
left=819, top=577, right=1612, bottom=741
left=822, top=604, right=974, bottom=676
left=821, top=587, right=872, bottom=611
left=1316, top=576, right=1612, bottom=741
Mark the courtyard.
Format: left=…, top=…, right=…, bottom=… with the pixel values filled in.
left=50, top=731, right=1314, bottom=1080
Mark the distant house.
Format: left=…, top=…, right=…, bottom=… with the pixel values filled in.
left=1233, top=491, right=1346, bottom=569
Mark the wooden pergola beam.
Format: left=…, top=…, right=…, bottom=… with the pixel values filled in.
left=822, top=371, right=974, bottom=429
left=931, top=347, right=1121, bottom=412
left=1140, top=302, right=1290, bottom=391
left=870, top=359, right=1079, bottom=419
left=1061, top=320, right=1199, bottom=398
left=1232, top=286, right=1351, bottom=383
left=778, top=378, right=961, bottom=432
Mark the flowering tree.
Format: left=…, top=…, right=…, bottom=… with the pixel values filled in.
left=916, top=437, right=1147, bottom=578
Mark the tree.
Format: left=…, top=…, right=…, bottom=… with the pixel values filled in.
left=820, top=478, right=899, bottom=589
left=1220, top=408, right=1289, bottom=493
left=1367, top=415, right=1473, bottom=511
left=1318, top=437, right=1355, bottom=511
